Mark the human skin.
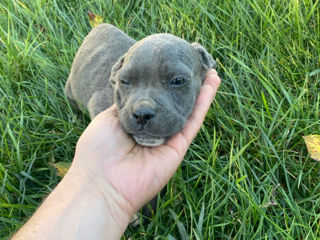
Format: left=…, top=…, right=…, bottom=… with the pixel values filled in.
left=12, top=69, right=220, bottom=240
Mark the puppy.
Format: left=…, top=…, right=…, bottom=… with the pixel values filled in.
left=65, top=23, right=216, bottom=146
left=65, top=23, right=216, bottom=225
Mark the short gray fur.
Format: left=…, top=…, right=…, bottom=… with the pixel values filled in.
left=65, top=23, right=216, bottom=146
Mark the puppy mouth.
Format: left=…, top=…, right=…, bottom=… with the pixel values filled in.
left=132, top=133, right=166, bottom=147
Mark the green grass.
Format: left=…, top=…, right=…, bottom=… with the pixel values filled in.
left=1, top=0, right=320, bottom=239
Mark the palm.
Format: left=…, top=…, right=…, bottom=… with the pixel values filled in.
left=75, top=108, right=181, bottom=212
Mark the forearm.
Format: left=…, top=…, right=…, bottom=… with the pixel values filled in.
left=12, top=166, right=130, bottom=240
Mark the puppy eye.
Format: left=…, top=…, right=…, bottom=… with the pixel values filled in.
left=120, top=79, right=130, bottom=86
left=170, top=77, right=187, bottom=86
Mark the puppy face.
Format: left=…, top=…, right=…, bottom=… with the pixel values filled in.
left=110, top=34, right=215, bottom=146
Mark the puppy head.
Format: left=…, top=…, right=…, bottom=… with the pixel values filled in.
left=110, top=34, right=215, bottom=146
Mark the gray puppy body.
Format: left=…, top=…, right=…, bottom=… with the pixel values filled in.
left=65, top=23, right=215, bottom=146
left=65, top=24, right=135, bottom=118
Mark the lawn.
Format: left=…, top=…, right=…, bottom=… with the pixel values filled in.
left=1, top=0, right=320, bottom=239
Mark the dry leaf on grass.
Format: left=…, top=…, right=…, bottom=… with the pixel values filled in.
left=303, top=135, right=320, bottom=161
left=87, top=11, right=104, bottom=28
left=50, top=161, right=71, bottom=177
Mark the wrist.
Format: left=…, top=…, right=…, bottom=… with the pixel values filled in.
left=66, top=163, right=132, bottom=233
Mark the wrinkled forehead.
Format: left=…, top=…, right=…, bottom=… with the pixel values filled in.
left=120, top=35, right=196, bottom=78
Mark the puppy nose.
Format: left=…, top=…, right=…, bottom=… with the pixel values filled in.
left=132, top=107, right=155, bottom=125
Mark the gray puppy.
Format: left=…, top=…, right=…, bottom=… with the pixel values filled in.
left=65, top=23, right=216, bottom=146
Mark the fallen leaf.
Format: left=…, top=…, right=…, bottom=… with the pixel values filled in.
left=50, top=161, right=71, bottom=177
left=87, top=11, right=104, bottom=28
left=303, top=135, right=320, bottom=161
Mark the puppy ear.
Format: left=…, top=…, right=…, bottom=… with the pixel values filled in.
left=192, top=43, right=216, bottom=70
left=110, top=54, right=126, bottom=87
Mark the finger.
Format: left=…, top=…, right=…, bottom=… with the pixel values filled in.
left=183, top=69, right=221, bottom=142
left=102, top=104, right=118, bottom=117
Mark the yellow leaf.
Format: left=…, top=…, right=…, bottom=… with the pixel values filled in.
left=303, top=135, right=320, bottom=161
left=87, top=11, right=104, bottom=28
left=50, top=161, right=71, bottom=177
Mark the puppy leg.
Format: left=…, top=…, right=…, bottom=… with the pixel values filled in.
left=141, top=195, right=158, bottom=223
left=129, top=196, right=158, bottom=228
left=65, top=80, right=78, bottom=109
left=130, top=188, right=167, bottom=227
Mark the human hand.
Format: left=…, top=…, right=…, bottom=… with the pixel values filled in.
left=70, top=69, right=221, bottom=228
left=12, top=70, right=220, bottom=240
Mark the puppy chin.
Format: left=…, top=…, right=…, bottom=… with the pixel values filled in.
left=133, top=134, right=166, bottom=147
